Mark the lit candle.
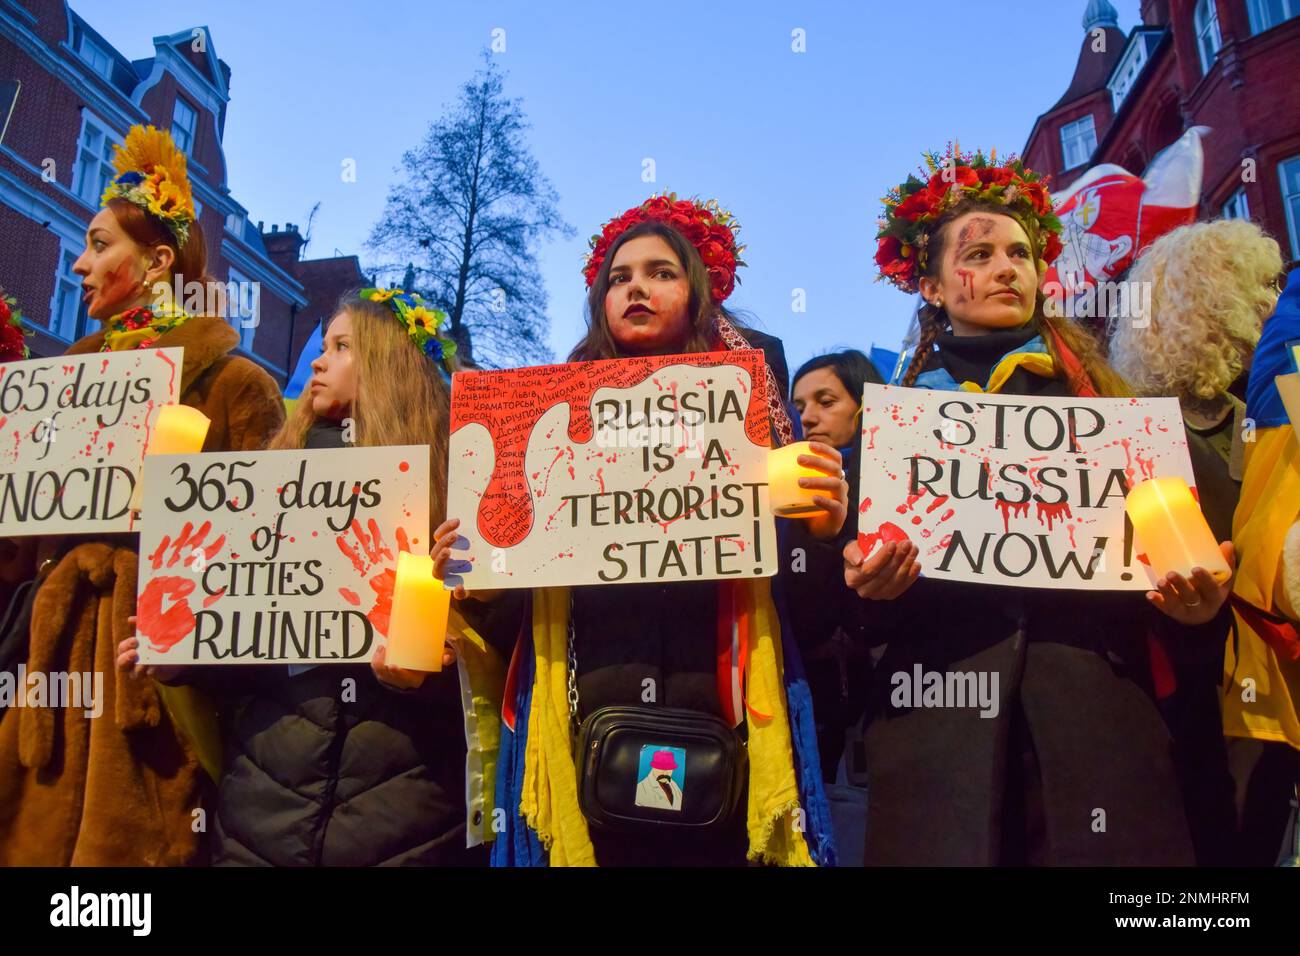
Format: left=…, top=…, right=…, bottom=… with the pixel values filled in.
left=131, top=403, right=212, bottom=513
left=384, top=550, right=450, bottom=672
left=767, top=440, right=830, bottom=519
left=1125, top=476, right=1231, bottom=585
left=148, top=404, right=212, bottom=456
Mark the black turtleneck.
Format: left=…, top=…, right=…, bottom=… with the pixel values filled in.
left=304, top=418, right=347, bottom=449
left=927, top=320, right=1071, bottom=397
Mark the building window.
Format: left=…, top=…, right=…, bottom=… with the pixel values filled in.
left=1281, top=156, right=1300, bottom=261
left=225, top=210, right=246, bottom=236
left=1248, top=0, right=1300, bottom=34
left=49, top=239, right=87, bottom=342
left=1194, top=0, right=1222, bottom=75
left=1221, top=188, right=1250, bottom=221
left=76, top=34, right=112, bottom=80
left=71, top=112, right=117, bottom=208
left=171, top=97, right=198, bottom=154
left=1060, top=116, right=1097, bottom=171
left=225, top=267, right=259, bottom=352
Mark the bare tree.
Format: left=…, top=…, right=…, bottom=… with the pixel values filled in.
left=367, top=57, right=572, bottom=367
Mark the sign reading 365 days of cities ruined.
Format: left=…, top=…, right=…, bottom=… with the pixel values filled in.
left=856, top=384, right=1195, bottom=590
left=0, top=348, right=183, bottom=535
left=447, top=350, right=778, bottom=590
left=135, top=445, right=429, bottom=665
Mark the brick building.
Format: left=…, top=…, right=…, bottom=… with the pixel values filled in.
left=1023, top=0, right=1300, bottom=262
left=0, top=0, right=359, bottom=382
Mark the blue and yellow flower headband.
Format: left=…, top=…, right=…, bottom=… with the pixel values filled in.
left=359, top=288, right=457, bottom=374
left=100, top=125, right=196, bottom=247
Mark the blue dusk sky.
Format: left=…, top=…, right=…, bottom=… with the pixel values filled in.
left=81, top=0, right=1143, bottom=372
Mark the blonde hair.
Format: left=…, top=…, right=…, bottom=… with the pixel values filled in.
left=269, top=292, right=453, bottom=528
left=1109, top=219, right=1282, bottom=403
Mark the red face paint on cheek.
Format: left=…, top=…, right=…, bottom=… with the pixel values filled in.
left=99, top=259, right=140, bottom=313
left=954, top=268, right=975, bottom=297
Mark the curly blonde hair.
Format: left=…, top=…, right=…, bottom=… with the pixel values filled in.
left=1109, top=219, right=1282, bottom=403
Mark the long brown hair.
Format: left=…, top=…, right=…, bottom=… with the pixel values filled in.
left=898, top=198, right=1128, bottom=398
left=269, top=291, right=453, bottom=527
left=106, top=197, right=219, bottom=304
left=570, top=221, right=746, bottom=361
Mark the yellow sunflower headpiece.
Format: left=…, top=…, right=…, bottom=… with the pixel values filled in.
left=100, top=124, right=197, bottom=246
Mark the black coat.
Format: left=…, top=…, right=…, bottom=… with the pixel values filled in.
left=208, top=662, right=477, bottom=866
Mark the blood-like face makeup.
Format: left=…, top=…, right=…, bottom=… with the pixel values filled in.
left=309, top=310, right=359, bottom=421
left=71, top=207, right=155, bottom=320
left=919, top=211, right=1038, bottom=336
left=603, top=235, right=692, bottom=356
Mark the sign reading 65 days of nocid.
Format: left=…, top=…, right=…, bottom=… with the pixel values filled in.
left=135, top=445, right=430, bottom=665
left=0, top=348, right=183, bottom=535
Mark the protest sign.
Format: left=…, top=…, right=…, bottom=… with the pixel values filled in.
left=447, top=350, right=777, bottom=589
left=0, top=348, right=182, bottom=535
left=135, top=445, right=429, bottom=664
left=856, top=383, right=1194, bottom=589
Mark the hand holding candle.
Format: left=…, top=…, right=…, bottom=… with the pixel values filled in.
left=383, top=550, right=451, bottom=672
left=767, top=440, right=848, bottom=539
left=1125, top=476, right=1235, bottom=625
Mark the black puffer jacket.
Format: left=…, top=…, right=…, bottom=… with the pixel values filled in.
left=207, top=662, right=477, bottom=867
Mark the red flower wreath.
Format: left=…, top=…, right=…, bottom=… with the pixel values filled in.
left=583, top=193, right=745, bottom=304
left=875, top=145, right=1064, bottom=294
left=0, top=289, right=31, bottom=363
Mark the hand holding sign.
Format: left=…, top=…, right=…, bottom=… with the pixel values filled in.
left=842, top=537, right=921, bottom=600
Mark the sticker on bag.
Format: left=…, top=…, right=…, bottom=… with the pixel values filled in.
left=634, top=745, right=686, bottom=811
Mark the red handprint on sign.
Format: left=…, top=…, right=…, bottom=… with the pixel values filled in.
left=335, top=519, right=410, bottom=637
left=138, top=521, right=227, bottom=652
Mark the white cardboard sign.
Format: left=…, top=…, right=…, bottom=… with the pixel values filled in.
left=0, top=348, right=183, bottom=535
left=856, top=384, right=1195, bottom=590
left=135, top=445, right=429, bottom=664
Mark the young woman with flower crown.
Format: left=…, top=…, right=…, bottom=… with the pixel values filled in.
left=0, top=126, right=285, bottom=865
left=834, top=148, right=1238, bottom=865
left=116, top=288, right=502, bottom=866
left=434, top=195, right=841, bottom=866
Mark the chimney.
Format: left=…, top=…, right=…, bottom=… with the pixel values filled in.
left=261, top=222, right=306, bottom=270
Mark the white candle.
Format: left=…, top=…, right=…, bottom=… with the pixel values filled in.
left=384, top=551, right=450, bottom=672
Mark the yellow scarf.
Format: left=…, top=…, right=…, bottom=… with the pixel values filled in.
left=1224, top=425, right=1300, bottom=748
left=520, top=581, right=815, bottom=867
left=958, top=350, right=1058, bottom=394
left=101, top=303, right=192, bottom=352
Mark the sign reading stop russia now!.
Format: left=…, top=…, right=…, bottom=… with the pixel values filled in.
left=135, top=445, right=429, bottom=665
left=0, top=348, right=183, bottom=536
left=855, top=384, right=1196, bottom=590
left=446, top=350, right=778, bottom=590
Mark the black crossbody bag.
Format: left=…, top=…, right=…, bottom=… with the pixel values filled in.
left=567, top=600, right=746, bottom=834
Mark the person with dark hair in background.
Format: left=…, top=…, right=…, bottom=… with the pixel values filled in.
left=792, top=350, right=884, bottom=783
